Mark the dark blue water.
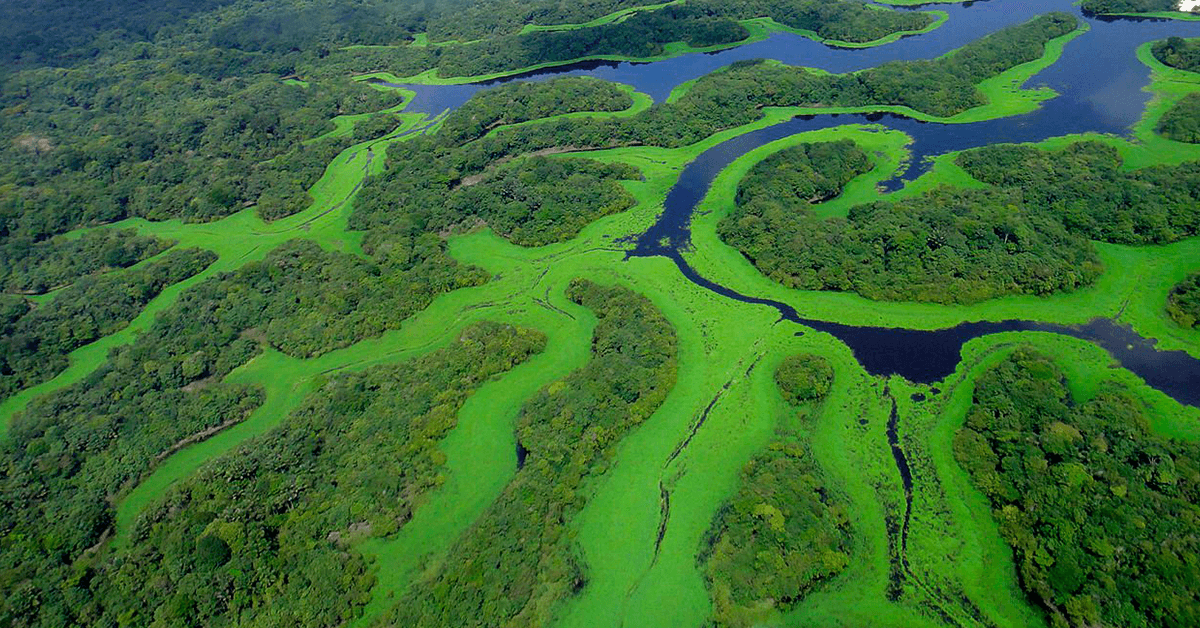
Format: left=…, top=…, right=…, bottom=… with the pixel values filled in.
left=389, top=2, right=1200, bottom=404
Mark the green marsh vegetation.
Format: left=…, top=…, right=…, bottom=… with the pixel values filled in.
left=2, top=3, right=1200, bottom=628
left=382, top=280, right=677, bottom=628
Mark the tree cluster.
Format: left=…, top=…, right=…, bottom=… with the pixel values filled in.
left=720, top=140, right=1098, bottom=304
left=354, top=78, right=643, bottom=249
left=0, top=228, right=170, bottom=295
left=384, top=279, right=678, bottom=627
left=957, top=141, right=1200, bottom=245
left=70, top=322, right=543, bottom=627
left=723, top=139, right=1200, bottom=304
left=436, top=77, right=633, bottom=146
left=700, top=353, right=849, bottom=627
left=774, top=353, right=836, bottom=405
left=0, top=248, right=215, bottom=401
left=1153, top=36, right=1200, bottom=73
left=1158, top=93, right=1200, bottom=144
left=954, top=348, right=1200, bottom=628
left=1167, top=271, right=1200, bottom=329
left=1080, top=0, right=1178, bottom=15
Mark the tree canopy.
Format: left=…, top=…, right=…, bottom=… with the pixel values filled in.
left=954, top=348, right=1200, bottom=628
left=1168, top=271, right=1200, bottom=329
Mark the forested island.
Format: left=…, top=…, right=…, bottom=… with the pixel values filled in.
left=2, top=1, right=1199, bottom=628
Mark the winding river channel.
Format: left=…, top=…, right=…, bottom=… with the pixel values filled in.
left=394, top=0, right=1200, bottom=407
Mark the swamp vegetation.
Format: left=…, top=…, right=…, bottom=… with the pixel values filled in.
left=0, top=1, right=1198, bottom=627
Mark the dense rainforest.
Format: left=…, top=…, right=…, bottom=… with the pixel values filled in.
left=954, top=349, right=1200, bottom=628
left=2, top=0, right=1199, bottom=627
left=0, top=0, right=677, bottom=69
left=0, top=229, right=170, bottom=295
left=700, top=354, right=849, bottom=627
left=1168, top=272, right=1200, bottom=329
left=0, top=238, right=487, bottom=625
left=723, top=139, right=1200, bottom=304
left=0, top=248, right=215, bottom=401
left=92, top=322, right=542, bottom=627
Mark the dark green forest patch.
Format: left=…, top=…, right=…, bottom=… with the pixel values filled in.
left=0, top=74, right=401, bottom=242
left=719, top=139, right=1100, bottom=304
left=449, top=157, right=640, bottom=246
left=436, top=77, right=635, bottom=146
left=76, top=322, right=545, bottom=627
left=355, top=143, right=641, bottom=248
left=1153, top=36, right=1200, bottom=73
left=1080, top=0, right=1178, bottom=15
left=1157, top=92, right=1200, bottom=143
left=774, top=353, right=836, bottom=405
left=700, top=353, right=849, bottom=627
left=355, top=79, right=645, bottom=249
left=722, top=140, right=1200, bottom=304
left=0, top=238, right=485, bottom=626
left=0, top=248, right=215, bottom=401
left=733, top=140, right=873, bottom=209
left=956, top=141, right=1200, bottom=245
left=383, top=279, right=678, bottom=627
left=1167, top=271, right=1200, bottom=328
left=0, top=228, right=171, bottom=294
left=953, top=348, right=1200, bottom=628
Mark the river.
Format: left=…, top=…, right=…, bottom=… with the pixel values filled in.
left=391, top=0, right=1200, bottom=406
